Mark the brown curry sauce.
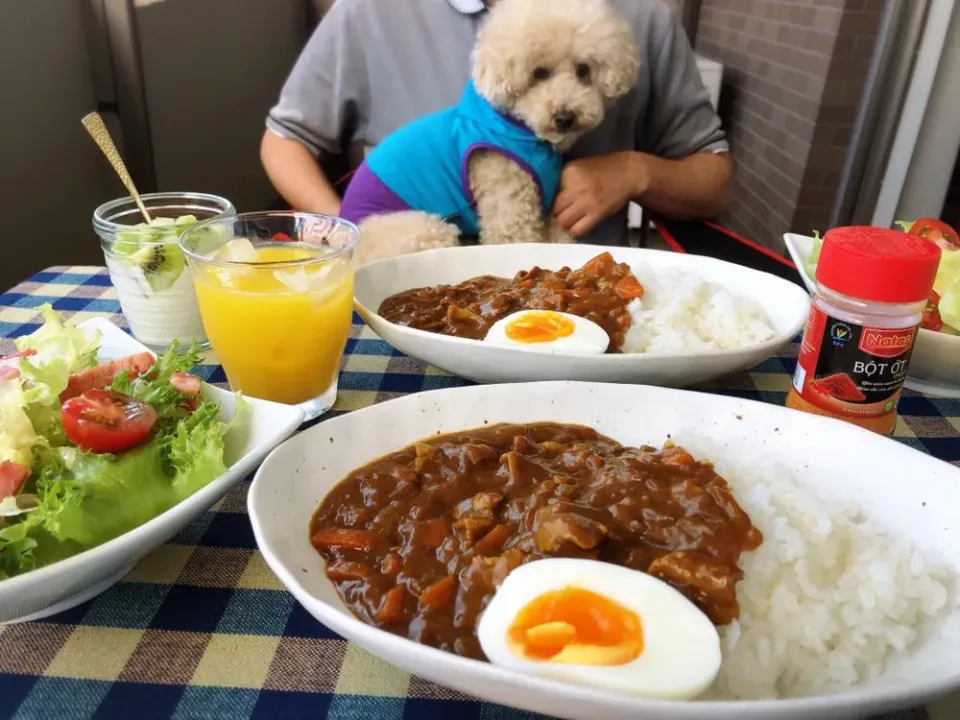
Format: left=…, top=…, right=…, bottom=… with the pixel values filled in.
left=376, top=252, right=644, bottom=352
left=309, top=423, right=762, bottom=660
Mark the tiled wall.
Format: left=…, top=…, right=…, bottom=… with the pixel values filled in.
left=696, top=0, right=884, bottom=249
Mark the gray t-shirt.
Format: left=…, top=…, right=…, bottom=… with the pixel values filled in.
left=267, top=0, right=728, bottom=246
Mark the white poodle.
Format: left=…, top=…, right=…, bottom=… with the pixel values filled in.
left=338, top=0, right=640, bottom=265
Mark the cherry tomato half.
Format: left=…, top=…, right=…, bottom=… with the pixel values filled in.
left=908, top=218, right=959, bottom=250
left=61, top=390, right=158, bottom=454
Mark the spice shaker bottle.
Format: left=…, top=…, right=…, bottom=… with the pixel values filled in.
left=786, top=226, right=941, bottom=435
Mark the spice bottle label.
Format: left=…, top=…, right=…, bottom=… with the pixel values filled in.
left=792, top=305, right=918, bottom=418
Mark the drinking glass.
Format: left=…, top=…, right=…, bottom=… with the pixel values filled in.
left=94, top=192, right=235, bottom=350
left=179, top=212, right=360, bottom=420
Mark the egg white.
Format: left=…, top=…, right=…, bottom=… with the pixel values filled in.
left=483, top=311, right=609, bottom=355
left=476, top=558, right=722, bottom=700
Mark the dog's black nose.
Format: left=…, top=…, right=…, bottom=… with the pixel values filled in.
left=553, top=110, right=576, bottom=132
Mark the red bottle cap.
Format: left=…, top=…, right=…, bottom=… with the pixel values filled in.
left=815, top=226, right=941, bottom=303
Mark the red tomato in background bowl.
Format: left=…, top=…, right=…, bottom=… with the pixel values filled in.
left=906, top=219, right=957, bottom=332
left=908, top=218, right=959, bottom=250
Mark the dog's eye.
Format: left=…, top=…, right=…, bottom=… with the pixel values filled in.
left=575, top=63, right=591, bottom=82
left=532, top=67, right=551, bottom=82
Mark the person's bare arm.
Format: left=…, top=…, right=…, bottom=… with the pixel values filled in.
left=633, top=151, right=733, bottom=219
left=260, top=130, right=342, bottom=215
left=553, top=150, right=733, bottom=239
left=262, top=0, right=368, bottom=215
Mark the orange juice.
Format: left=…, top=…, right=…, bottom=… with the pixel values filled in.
left=193, top=244, right=354, bottom=404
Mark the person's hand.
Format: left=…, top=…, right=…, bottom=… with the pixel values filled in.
left=552, top=152, right=647, bottom=239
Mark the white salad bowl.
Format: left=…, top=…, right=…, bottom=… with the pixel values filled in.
left=353, top=244, right=810, bottom=386
left=250, top=381, right=960, bottom=720
left=784, top=233, right=960, bottom=397
left=0, top=318, right=304, bottom=623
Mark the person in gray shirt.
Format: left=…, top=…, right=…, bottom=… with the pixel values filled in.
left=262, top=0, right=732, bottom=247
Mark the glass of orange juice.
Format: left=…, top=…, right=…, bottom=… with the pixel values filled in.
left=179, top=212, right=359, bottom=419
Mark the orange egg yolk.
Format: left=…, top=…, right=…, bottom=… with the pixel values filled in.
left=506, top=587, right=644, bottom=665
left=504, top=312, right=576, bottom=344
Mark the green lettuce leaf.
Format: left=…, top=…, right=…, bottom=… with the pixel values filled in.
left=168, top=399, right=230, bottom=500
left=0, top=376, right=44, bottom=466
left=16, top=304, right=100, bottom=374
left=937, top=250, right=960, bottom=333
left=3, top=305, right=103, bottom=454
left=17, top=355, right=72, bottom=448
left=933, top=248, right=960, bottom=297
left=42, top=442, right=172, bottom=549
left=0, top=518, right=42, bottom=578
left=804, top=230, right=822, bottom=279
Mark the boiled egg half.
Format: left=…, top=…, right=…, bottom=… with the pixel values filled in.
left=476, top=558, right=721, bottom=700
left=483, top=310, right=608, bottom=354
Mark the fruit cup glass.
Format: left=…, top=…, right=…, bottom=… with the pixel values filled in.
left=94, top=191, right=236, bottom=351
left=179, top=212, right=360, bottom=420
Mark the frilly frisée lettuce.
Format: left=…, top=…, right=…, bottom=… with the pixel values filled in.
left=0, top=306, right=242, bottom=579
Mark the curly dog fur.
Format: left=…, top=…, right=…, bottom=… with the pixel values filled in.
left=353, top=0, right=639, bottom=265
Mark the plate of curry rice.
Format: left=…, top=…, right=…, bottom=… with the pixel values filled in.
left=353, top=243, right=810, bottom=385
left=249, top=381, right=960, bottom=720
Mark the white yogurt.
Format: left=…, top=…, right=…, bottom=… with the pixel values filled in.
left=105, top=254, right=207, bottom=349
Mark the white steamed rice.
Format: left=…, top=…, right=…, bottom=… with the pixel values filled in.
left=623, top=265, right=777, bottom=354
left=615, top=263, right=958, bottom=698
left=700, top=458, right=957, bottom=700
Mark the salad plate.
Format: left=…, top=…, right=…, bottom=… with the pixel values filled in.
left=0, top=316, right=304, bottom=623
left=785, top=231, right=960, bottom=398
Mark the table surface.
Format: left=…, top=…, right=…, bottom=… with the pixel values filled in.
left=1, top=266, right=959, bottom=720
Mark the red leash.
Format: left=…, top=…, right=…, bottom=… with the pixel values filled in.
left=333, top=169, right=357, bottom=191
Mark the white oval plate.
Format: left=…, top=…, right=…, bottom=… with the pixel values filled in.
left=0, top=318, right=304, bottom=622
left=354, top=244, right=810, bottom=386
left=249, top=381, right=960, bottom=720
left=784, top=232, right=960, bottom=397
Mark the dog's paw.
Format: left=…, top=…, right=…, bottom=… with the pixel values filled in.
left=356, top=211, right=460, bottom=265
left=546, top=222, right=576, bottom=244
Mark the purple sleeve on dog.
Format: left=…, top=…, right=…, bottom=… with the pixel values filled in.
left=339, top=162, right=412, bottom=225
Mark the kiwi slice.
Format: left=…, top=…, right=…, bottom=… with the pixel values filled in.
left=112, top=215, right=198, bottom=251
left=130, top=243, right=187, bottom=292
left=110, top=215, right=198, bottom=291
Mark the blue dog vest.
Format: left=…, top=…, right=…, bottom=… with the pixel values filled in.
left=354, top=81, right=562, bottom=236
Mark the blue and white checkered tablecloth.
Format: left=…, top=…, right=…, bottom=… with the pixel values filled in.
left=1, top=266, right=958, bottom=720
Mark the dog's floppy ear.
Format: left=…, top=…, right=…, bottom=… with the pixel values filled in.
left=471, top=21, right=528, bottom=108
left=593, top=15, right=640, bottom=100
left=473, top=0, right=538, bottom=109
